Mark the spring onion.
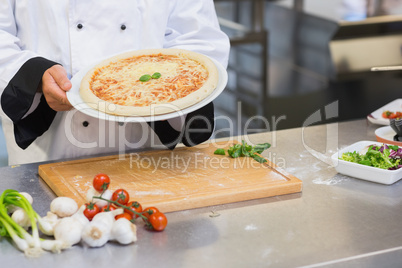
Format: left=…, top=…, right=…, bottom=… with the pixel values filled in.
left=0, top=189, right=71, bottom=257
left=0, top=189, right=42, bottom=256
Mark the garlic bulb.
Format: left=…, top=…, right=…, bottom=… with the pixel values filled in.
left=53, top=217, right=84, bottom=246
left=81, top=209, right=123, bottom=247
left=94, top=190, right=113, bottom=209
left=86, top=188, right=98, bottom=203
left=71, top=205, right=90, bottom=226
left=86, top=188, right=113, bottom=209
left=111, top=218, right=137, bottom=245
left=81, top=220, right=111, bottom=248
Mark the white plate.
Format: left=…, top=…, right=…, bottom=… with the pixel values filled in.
left=375, top=126, right=402, bottom=146
left=331, top=140, right=402, bottom=185
left=67, top=57, right=228, bottom=122
left=367, top=99, right=402, bottom=125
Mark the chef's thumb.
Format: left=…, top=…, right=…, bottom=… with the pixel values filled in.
left=50, top=65, right=72, bottom=92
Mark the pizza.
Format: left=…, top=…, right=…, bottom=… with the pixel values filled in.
left=79, top=48, right=219, bottom=116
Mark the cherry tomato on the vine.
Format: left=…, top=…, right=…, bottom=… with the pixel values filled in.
left=148, top=212, right=168, bottom=231
left=125, top=201, right=142, bottom=219
left=142, top=207, right=159, bottom=222
left=115, top=212, right=132, bottom=221
left=100, top=204, right=116, bottom=212
left=93, top=173, right=110, bottom=192
left=111, top=189, right=130, bottom=205
left=83, top=202, right=100, bottom=221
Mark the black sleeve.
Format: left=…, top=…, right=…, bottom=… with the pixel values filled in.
left=1, top=57, right=59, bottom=149
left=148, top=101, right=215, bottom=150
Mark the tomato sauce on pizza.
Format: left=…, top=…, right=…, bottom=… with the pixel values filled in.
left=80, top=49, right=218, bottom=116
left=90, top=54, right=208, bottom=107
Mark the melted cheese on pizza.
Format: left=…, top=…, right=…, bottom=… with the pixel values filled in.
left=89, top=54, right=208, bottom=107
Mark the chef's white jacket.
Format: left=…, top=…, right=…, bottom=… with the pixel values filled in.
left=0, top=0, right=230, bottom=165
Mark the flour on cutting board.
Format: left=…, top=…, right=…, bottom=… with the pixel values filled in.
left=70, top=175, right=92, bottom=192
left=266, top=170, right=289, bottom=182
left=40, top=142, right=302, bottom=212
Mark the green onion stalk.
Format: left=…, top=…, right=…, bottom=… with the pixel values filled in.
left=0, top=190, right=39, bottom=249
left=0, top=189, right=62, bottom=257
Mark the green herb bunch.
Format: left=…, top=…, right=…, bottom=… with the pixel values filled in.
left=214, top=140, right=271, bottom=163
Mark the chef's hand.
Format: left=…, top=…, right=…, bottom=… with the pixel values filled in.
left=42, top=65, right=73, bottom=111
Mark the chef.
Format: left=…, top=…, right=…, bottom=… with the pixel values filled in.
left=0, top=1, right=230, bottom=165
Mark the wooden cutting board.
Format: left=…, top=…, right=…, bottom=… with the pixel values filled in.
left=38, top=142, right=302, bottom=212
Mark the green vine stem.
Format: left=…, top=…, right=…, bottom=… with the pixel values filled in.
left=92, top=196, right=149, bottom=222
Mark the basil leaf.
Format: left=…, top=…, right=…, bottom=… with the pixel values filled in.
left=214, top=148, right=226, bottom=155
left=227, top=141, right=271, bottom=160
left=228, top=144, right=242, bottom=158
left=250, top=154, right=267, bottom=164
left=253, top=143, right=271, bottom=154
left=139, top=74, right=151, bottom=82
left=151, top=72, right=161, bottom=79
left=241, top=140, right=250, bottom=157
left=222, top=140, right=271, bottom=164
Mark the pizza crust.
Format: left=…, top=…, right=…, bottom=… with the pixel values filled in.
left=79, top=48, right=219, bottom=117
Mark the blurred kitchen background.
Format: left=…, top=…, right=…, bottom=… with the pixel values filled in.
left=213, top=0, right=402, bottom=138
left=0, top=0, right=402, bottom=166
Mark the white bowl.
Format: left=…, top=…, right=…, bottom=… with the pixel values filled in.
left=331, top=141, right=402, bottom=185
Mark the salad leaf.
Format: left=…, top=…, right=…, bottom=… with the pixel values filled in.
left=340, top=144, right=401, bottom=170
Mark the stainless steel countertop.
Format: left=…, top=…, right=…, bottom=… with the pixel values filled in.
left=2, top=119, right=402, bottom=267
